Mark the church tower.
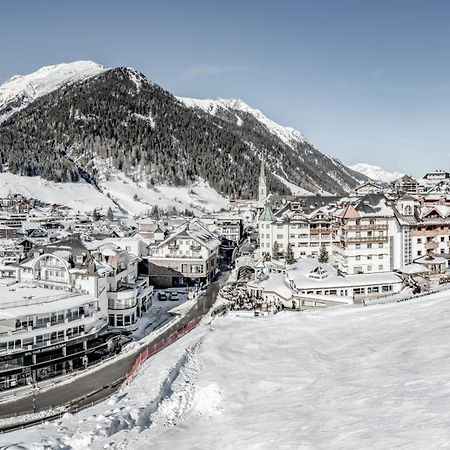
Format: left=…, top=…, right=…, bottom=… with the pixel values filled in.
left=258, top=157, right=267, bottom=203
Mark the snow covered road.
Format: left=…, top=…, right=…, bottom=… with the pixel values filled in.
left=2, top=292, right=450, bottom=449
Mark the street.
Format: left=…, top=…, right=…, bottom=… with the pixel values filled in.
left=0, top=276, right=225, bottom=420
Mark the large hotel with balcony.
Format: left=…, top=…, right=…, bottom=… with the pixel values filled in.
left=0, top=281, right=116, bottom=390
left=0, top=237, right=153, bottom=390
left=332, top=200, right=392, bottom=275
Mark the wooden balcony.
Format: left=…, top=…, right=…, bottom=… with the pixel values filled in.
left=342, top=224, right=388, bottom=231
left=310, top=228, right=332, bottom=235
left=340, top=236, right=389, bottom=244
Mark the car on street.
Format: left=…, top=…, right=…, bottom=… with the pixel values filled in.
left=159, top=291, right=168, bottom=301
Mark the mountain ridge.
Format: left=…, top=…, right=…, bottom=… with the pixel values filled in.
left=350, top=163, right=404, bottom=184
left=0, top=61, right=367, bottom=204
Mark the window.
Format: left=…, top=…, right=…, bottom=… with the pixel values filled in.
left=356, top=255, right=361, bottom=261
left=116, top=315, right=124, bottom=327
left=378, top=254, right=383, bottom=259
left=378, top=243, right=383, bottom=248
left=417, top=238, right=422, bottom=244
left=355, top=244, right=361, bottom=250
left=367, top=255, right=372, bottom=260
left=367, top=243, right=372, bottom=249
left=378, top=265, right=384, bottom=270
left=367, top=265, right=372, bottom=272
left=417, top=250, right=422, bottom=256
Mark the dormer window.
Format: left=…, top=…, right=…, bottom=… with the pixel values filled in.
left=308, top=266, right=330, bottom=280
left=404, top=205, right=412, bottom=215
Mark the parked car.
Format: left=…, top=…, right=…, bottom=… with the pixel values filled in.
left=170, top=292, right=179, bottom=301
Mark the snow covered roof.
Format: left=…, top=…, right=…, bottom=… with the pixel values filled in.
left=396, top=263, right=429, bottom=275
left=0, top=284, right=97, bottom=319
left=158, top=219, right=221, bottom=251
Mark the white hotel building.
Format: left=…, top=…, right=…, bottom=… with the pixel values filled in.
left=0, top=237, right=153, bottom=390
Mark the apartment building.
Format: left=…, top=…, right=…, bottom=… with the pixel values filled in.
left=258, top=202, right=334, bottom=260
left=147, top=219, right=221, bottom=287
left=332, top=195, right=393, bottom=275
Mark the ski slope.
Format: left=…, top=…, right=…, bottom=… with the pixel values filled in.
left=0, top=172, right=229, bottom=216
left=2, top=290, right=450, bottom=449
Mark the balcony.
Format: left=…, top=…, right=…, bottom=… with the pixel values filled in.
left=341, top=236, right=389, bottom=244
left=342, top=224, right=388, bottom=231
left=412, top=228, right=449, bottom=237
left=309, top=228, right=332, bottom=235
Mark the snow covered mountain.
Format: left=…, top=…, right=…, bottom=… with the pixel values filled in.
left=0, top=61, right=105, bottom=123
left=178, top=97, right=309, bottom=148
left=0, top=61, right=368, bottom=212
left=178, top=96, right=367, bottom=193
left=350, top=163, right=404, bottom=184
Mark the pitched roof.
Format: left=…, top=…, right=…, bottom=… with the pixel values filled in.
left=340, top=204, right=360, bottom=219
left=259, top=204, right=276, bottom=222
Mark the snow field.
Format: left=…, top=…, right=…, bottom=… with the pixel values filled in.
left=2, top=292, right=450, bottom=448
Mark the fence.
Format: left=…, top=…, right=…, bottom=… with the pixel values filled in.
left=125, top=316, right=201, bottom=383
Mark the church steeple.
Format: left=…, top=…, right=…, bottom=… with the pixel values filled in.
left=258, top=156, right=267, bottom=203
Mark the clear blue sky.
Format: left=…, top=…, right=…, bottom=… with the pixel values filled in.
left=1, top=0, right=449, bottom=176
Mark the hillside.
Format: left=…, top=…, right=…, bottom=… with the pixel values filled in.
left=0, top=62, right=367, bottom=204
left=178, top=97, right=366, bottom=194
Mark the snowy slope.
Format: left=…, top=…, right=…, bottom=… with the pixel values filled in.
left=4, top=291, right=450, bottom=448
left=98, top=170, right=230, bottom=215
left=0, top=171, right=229, bottom=216
left=350, top=163, right=404, bottom=183
left=0, top=172, right=116, bottom=213
left=0, top=61, right=105, bottom=123
left=274, top=173, right=315, bottom=195
left=178, top=96, right=309, bottom=148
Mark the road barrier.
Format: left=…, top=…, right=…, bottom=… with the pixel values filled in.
left=125, top=316, right=201, bottom=383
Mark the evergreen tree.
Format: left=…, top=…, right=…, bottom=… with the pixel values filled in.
left=106, top=207, right=114, bottom=221
left=92, top=209, right=101, bottom=221
left=150, top=205, right=160, bottom=219
left=272, top=241, right=281, bottom=260
left=285, top=242, right=296, bottom=264
left=318, top=244, right=329, bottom=263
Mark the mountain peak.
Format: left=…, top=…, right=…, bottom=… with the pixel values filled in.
left=350, top=163, right=404, bottom=183
left=0, top=60, right=105, bottom=123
